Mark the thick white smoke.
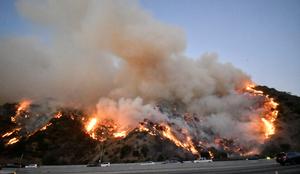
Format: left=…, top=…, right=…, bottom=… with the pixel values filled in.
left=95, top=97, right=168, bottom=131
left=0, top=0, right=265, bottom=150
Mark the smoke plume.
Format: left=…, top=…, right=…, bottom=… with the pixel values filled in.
left=0, top=0, right=267, bottom=151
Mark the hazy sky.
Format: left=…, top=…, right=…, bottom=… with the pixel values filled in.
left=1, top=0, right=299, bottom=95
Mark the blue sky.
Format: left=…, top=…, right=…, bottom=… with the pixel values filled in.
left=1, top=0, right=299, bottom=95
left=140, top=0, right=300, bottom=95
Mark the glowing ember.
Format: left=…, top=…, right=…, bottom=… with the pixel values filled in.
left=113, top=130, right=128, bottom=138
left=1, top=128, right=21, bottom=138
left=54, top=112, right=62, bottom=119
left=138, top=124, right=150, bottom=132
left=40, top=123, right=53, bottom=131
left=6, top=137, right=20, bottom=145
left=10, top=117, right=16, bottom=123
left=2, top=131, right=14, bottom=138
left=208, top=150, right=214, bottom=159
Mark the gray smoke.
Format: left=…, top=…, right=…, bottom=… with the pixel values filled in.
left=0, top=0, right=266, bottom=151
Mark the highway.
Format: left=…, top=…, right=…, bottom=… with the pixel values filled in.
left=2, top=159, right=300, bottom=174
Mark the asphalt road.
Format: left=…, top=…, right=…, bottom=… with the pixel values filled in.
left=2, top=159, right=300, bottom=174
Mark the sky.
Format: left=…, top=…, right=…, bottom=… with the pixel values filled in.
left=0, top=0, right=299, bottom=96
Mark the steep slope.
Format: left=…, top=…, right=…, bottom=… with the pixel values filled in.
left=0, top=86, right=299, bottom=164
left=256, top=86, right=300, bottom=156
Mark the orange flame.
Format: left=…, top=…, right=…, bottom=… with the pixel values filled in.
left=113, top=130, right=128, bottom=138
left=161, top=124, right=198, bottom=155
left=40, top=123, right=53, bottom=131
left=2, top=131, right=14, bottom=138
left=1, top=128, right=21, bottom=138
left=54, top=112, right=62, bottom=119
left=245, top=84, right=279, bottom=139
left=11, top=99, right=32, bottom=123
left=138, top=124, right=150, bottom=132
left=261, top=118, right=275, bottom=138
left=16, top=100, right=31, bottom=115
left=85, top=117, right=97, bottom=132
left=6, top=137, right=20, bottom=145
left=208, top=150, right=214, bottom=159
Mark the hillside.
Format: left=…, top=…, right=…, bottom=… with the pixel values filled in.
left=256, top=86, right=300, bottom=155
left=0, top=86, right=299, bottom=164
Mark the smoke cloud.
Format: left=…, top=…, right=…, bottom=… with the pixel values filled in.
left=0, top=0, right=266, bottom=150
left=0, top=0, right=249, bottom=104
left=95, top=97, right=168, bottom=131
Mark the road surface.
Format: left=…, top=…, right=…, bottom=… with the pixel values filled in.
left=2, top=159, right=300, bottom=174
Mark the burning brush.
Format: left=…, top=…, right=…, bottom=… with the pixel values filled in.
left=245, top=84, right=279, bottom=139
left=1, top=100, right=64, bottom=146
left=0, top=83, right=279, bottom=159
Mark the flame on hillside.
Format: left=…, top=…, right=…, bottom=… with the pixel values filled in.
left=7, top=137, right=20, bottom=145
left=138, top=121, right=199, bottom=155
left=1, top=101, right=65, bottom=146
left=2, top=100, right=32, bottom=145
left=113, top=131, right=128, bottom=138
left=1, top=128, right=21, bottom=138
left=1, top=84, right=280, bottom=158
left=40, top=122, right=53, bottom=131
left=245, top=84, right=279, bottom=139
left=11, top=99, right=32, bottom=123
left=84, top=116, right=130, bottom=141
left=79, top=83, right=280, bottom=157
left=16, top=100, right=31, bottom=116
left=54, top=112, right=62, bottom=119
left=85, top=118, right=97, bottom=132
left=161, top=124, right=198, bottom=155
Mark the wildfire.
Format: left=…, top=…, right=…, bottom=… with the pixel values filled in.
left=16, top=99, right=31, bottom=116
left=245, top=84, right=279, bottom=139
left=85, top=118, right=97, bottom=132
left=113, top=130, right=128, bottom=138
left=2, top=100, right=32, bottom=146
left=78, top=83, right=280, bottom=157
left=11, top=99, right=32, bottom=123
left=161, top=124, right=198, bottom=155
left=6, top=137, right=20, bottom=145
left=40, top=123, right=53, bottom=131
left=136, top=122, right=199, bottom=155
left=261, top=118, right=275, bottom=138
left=1, top=128, right=21, bottom=138
left=82, top=116, right=200, bottom=155
left=138, top=124, right=150, bottom=132
left=1, top=131, right=14, bottom=138
left=54, top=112, right=62, bottom=119
left=137, top=123, right=156, bottom=136
left=84, top=116, right=129, bottom=141
left=246, top=84, right=264, bottom=95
